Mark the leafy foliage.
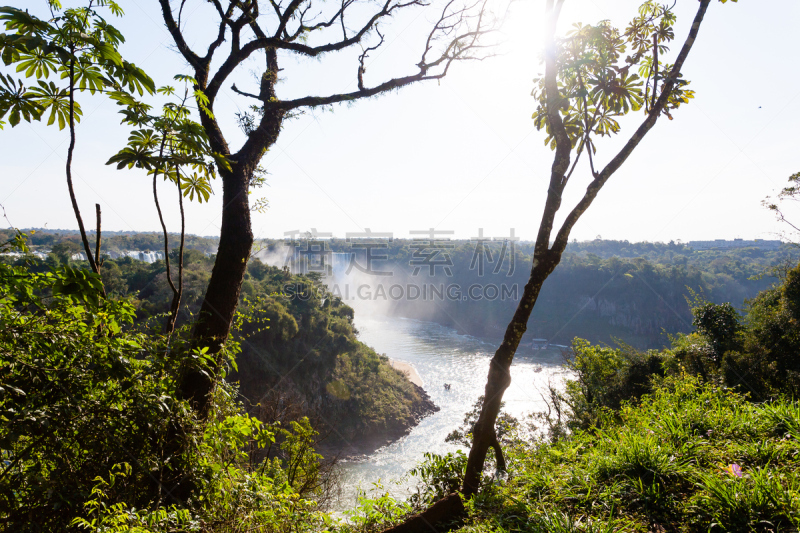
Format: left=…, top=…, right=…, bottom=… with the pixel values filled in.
left=0, top=3, right=154, bottom=130
left=690, top=296, right=743, bottom=362
left=105, top=76, right=227, bottom=205
left=532, top=1, right=688, bottom=154
left=0, top=244, right=329, bottom=532
left=1, top=244, right=436, bottom=449
left=558, top=339, right=668, bottom=431
left=445, top=396, right=520, bottom=452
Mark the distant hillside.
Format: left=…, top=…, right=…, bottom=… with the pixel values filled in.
left=8, top=231, right=797, bottom=349
left=3, top=229, right=219, bottom=254
left=258, top=238, right=798, bottom=349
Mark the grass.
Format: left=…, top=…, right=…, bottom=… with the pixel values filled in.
left=336, top=374, right=800, bottom=532
left=416, top=375, right=800, bottom=533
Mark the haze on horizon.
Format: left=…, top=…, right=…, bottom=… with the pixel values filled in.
left=1, top=0, right=798, bottom=244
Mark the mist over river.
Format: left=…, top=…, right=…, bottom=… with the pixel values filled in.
left=332, top=313, right=571, bottom=510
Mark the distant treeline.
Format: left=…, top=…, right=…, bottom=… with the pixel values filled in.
left=2, top=228, right=219, bottom=254
left=7, top=231, right=796, bottom=349
left=260, top=237, right=798, bottom=349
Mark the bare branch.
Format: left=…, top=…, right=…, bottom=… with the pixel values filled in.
left=273, top=52, right=478, bottom=110
left=177, top=0, right=188, bottom=27
left=772, top=207, right=800, bottom=235
left=275, top=0, right=307, bottom=38
left=205, top=1, right=237, bottom=61
left=287, top=2, right=349, bottom=41
left=358, top=28, right=384, bottom=91
left=158, top=0, right=203, bottom=70
left=231, top=83, right=261, bottom=100
left=205, top=0, right=427, bottom=100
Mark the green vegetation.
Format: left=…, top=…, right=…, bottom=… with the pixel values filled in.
left=0, top=234, right=329, bottom=532
left=15, top=230, right=795, bottom=351
left=455, top=376, right=800, bottom=532
left=340, top=377, right=800, bottom=532
left=8, top=227, right=796, bottom=531
left=337, top=261, right=800, bottom=533
left=11, top=230, right=794, bottom=349
left=11, top=229, right=219, bottom=255
left=312, top=237, right=794, bottom=348
left=233, top=263, right=436, bottom=446
left=4, top=0, right=794, bottom=531
left=1, top=243, right=434, bottom=450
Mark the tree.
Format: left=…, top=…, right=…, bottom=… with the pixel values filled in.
left=50, top=239, right=79, bottom=264
left=107, top=78, right=219, bottom=334
left=155, top=0, right=494, bottom=418
left=764, top=171, right=800, bottom=241
left=691, top=300, right=742, bottom=361
left=461, top=0, right=736, bottom=497
left=0, top=1, right=155, bottom=285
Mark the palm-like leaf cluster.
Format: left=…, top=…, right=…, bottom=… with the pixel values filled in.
left=532, top=1, right=694, bottom=155
left=0, top=3, right=154, bottom=130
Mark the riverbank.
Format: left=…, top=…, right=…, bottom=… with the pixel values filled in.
left=389, top=359, right=424, bottom=387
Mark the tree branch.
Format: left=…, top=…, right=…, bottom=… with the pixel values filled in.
left=158, top=0, right=203, bottom=70
left=651, top=32, right=658, bottom=111
left=204, top=1, right=236, bottom=62
left=533, top=0, right=571, bottom=257
left=275, top=0, right=307, bottom=38
left=94, top=203, right=102, bottom=270
left=231, top=84, right=261, bottom=100
left=268, top=0, right=491, bottom=111
left=358, top=28, right=385, bottom=91
left=204, top=0, right=426, bottom=100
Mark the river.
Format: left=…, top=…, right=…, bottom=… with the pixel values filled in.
left=332, top=313, right=571, bottom=510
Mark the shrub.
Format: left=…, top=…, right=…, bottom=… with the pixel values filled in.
left=561, top=339, right=669, bottom=430
left=0, top=254, right=327, bottom=532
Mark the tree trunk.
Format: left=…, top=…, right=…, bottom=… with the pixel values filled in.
left=462, top=253, right=560, bottom=496
left=382, top=493, right=465, bottom=533
left=161, top=159, right=258, bottom=501
left=65, top=49, right=103, bottom=292
left=179, top=162, right=253, bottom=417
left=151, top=152, right=180, bottom=334
left=166, top=169, right=186, bottom=335
left=179, top=44, right=285, bottom=418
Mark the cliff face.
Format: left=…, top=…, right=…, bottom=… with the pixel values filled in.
left=378, top=258, right=774, bottom=349
left=572, top=296, right=685, bottom=339
left=235, top=347, right=438, bottom=456
left=229, top=265, right=438, bottom=455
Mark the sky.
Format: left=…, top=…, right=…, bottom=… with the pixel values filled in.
left=1, top=0, right=798, bottom=243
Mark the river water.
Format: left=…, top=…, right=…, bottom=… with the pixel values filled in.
left=332, top=313, right=571, bottom=510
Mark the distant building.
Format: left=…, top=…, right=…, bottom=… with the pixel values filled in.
left=687, top=239, right=782, bottom=251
